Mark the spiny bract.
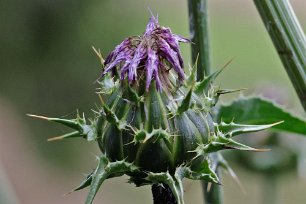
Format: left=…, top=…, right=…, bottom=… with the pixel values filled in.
left=30, top=16, right=278, bottom=204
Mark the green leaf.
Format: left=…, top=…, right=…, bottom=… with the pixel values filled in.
left=28, top=113, right=98, bottom=141
left=217, top=121, right=283, bottom=137
left=68, top=171, right=93, bottom=194
left=177, top=88, right=193, bottom=114
left=85, top=156, right=138, bottom=204
left=97, top=74, right=118, bottom=95
left=85, top=156, right=109, bottom=204
left=195, top=136, right=267, bottom=154
left=185, top=55, right=198, bottom=87
left=125, top=85, right=142, bottom=103
left=194, top=59, right=233, bottom=95
left=101, top=103, right=126, bottom=130
left=183, top=160, right=219, bottom=184
left=27, top=114, right=80, bottom=130
left=216, top=96, right=306, bottom=135
left=194, top=68, right=223, bottom=95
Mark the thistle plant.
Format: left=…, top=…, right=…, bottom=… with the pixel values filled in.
left=28, top=15, right=291, bottom=204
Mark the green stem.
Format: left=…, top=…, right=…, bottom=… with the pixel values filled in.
left=201, top=153, right=223, bottom=204
left=188, top=0, right=211, bottom=79
left=152, top=184, right=177, bottom=204
left=188, top=1, right=223, bottom=204
left=253, top=0, right=306, bottom=111
left=262, top=174, right=278, bottom=204
left=202, top=161, right=223, bottom=204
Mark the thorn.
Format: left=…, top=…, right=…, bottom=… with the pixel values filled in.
left=47, top=136, right=65, bottom=142
left=98, top=94, right=105, bottom=105
left=27, top=114, right=49, bottom=120
left=221, top=57, right=235, bottom=70
left=217, top=88, right=247, bottom=95
left=124, top=140, right=136, bottom=146
left=227, top=167, right=246, bottom=194
left=47, top=131, right=80, bottom=142
left=63, top=191, right=73, bottom=196
left=92, top=46, right=105, bottom=65
left=225, top=146, right=271, bottom=152
left=272, top=121, right=284, bottom=126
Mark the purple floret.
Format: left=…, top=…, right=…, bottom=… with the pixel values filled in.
left=102, top=15, right=189, bottom=91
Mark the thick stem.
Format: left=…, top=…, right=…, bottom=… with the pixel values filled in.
left=152, top=183, right=177, bottom=204
left=188, top=1, right=223, bottom=204
left=202, top=153, right=223, bottom=204
left=262, top=174, right=278, bottom=204
left=253, top=0, right=306, bottom=111
left=188, top=0, right=211, bottom=79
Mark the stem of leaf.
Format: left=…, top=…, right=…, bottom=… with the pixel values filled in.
left=253, top=0, right=306, bottom=111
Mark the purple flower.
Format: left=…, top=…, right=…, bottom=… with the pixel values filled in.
left=102, top=15, right=190, bottom=91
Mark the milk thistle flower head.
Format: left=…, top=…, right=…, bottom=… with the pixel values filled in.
left=102, top=15, right=189, bottom=91
left=29, top=15, right=280, bottom=204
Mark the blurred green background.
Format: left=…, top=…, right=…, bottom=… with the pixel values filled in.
left=0, top=0, right=305, bottom=203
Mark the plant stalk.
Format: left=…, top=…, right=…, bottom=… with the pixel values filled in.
left=262, top=174, right=278, bottom=204
left=188, top=1, right=224, bottom=203
left=253, top=0, right=306, bottom=111
left=202, top=153, right=223, bottom=204
left=188, top=1, right=223, bottom=204
left=152, top=183, right=177, bottom=204
left=188, top=0, right=211, bottom=79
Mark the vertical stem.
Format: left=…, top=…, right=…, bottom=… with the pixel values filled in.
left=188, top=0, right=211, bottom=79
left=188, top=0, right=222, bottom=204
left=202, top=162, right=223, bottom=204
left=262, top=174, right=278, bottom=204
left=152, top=183, right=177, bottom=204
left=253, top=0, right=306, bottom=111
left=188, top=1, right=223, bottom=204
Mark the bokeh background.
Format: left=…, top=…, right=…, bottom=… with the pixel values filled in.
left=1, top=0, right=306, bottom=203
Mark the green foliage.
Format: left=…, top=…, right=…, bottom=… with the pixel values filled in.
left=85, top=156, right=138, bottom=204
left=216, top=96, right=306, bottom=135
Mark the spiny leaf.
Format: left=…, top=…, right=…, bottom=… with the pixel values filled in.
left=85, top=156, right=138, bottom=204
left=185, top=55, right=198, bottom=87
left=177, top=88, right=193, bottom=114
left=85, top=156, right=109, bottom=204
left=130, top=128, right=172, bottom=144
left=108, top=160, right=138, bottom=173
left=97, top=74, right=118, bottom=94
left=193, top=136, right=268, bottom=155
left=83, top=123, right=98, bottom=141
left=66, top=171, right=94, bottom=195
left=194, top=59, right=233, bottom=95
left=216, top=96, right=306, bottom=135
left=216, top=121, right=283, bottom=137
left=101, top=103, right=126, bottom=129
left=28, top=113, right=97, bottom=141
left=182, top=160, right=219, bottom=184
left=218, top=138, right=269, bottom=152
left=125, top=85, right=143, bottom=103
left=27, top=114, right=80, bottom=130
